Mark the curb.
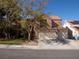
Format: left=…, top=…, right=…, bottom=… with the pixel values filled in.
left=0, top=45, right=38, bottom=49
left=0, top=44, right=79, bottom=49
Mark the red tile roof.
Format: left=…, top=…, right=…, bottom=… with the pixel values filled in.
left=50, top=16, right=61, bottom=21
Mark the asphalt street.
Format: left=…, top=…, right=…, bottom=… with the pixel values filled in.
left=0, top=49, right=79, bottom=59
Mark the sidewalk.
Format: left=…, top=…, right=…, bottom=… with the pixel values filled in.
left=0, top=40, right=79, bottom=49
left=0, top=45, right=39, bottom=49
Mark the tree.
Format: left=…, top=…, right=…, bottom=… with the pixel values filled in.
left=19, top=0, right=48, bottom=41
left=0, top=0, right=21, bottom=39
left=0, top=0, right=21, bottom=21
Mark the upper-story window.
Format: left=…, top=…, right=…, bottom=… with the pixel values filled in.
left=51, top=20, right=58, bottom=28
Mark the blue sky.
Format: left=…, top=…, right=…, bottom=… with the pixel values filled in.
left=19, top=0, right=79, bottom=23
left=45, top=0, right=79, bottom=22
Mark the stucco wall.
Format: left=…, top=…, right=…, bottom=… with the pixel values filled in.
left=38, top=29, right=68, bottom=41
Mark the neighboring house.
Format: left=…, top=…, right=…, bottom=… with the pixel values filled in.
left=63, top=20, right=79, bottom=40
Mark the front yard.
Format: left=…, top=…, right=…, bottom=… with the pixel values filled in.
left=0, top=39, right=25, bottom=45
left=0, top=39, right=38, bottom=45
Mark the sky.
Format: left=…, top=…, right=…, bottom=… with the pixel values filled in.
left=19, top=0, right=79, bottom=23
left=45, top=0, right=79, bottom=22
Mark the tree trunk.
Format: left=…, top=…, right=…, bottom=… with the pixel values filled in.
left=30, top=27, right=36, bottom=41
left=28, top=32, right=31, bottom=41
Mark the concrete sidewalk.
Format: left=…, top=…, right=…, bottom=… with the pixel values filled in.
left=0, top=45, right=39, bottom=49
left=0, top=40, right=79, bottom=49
left=0, top=44, right=79, bottom=49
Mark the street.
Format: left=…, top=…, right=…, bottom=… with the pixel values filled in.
left=0, top=49, right=79, bottom=59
